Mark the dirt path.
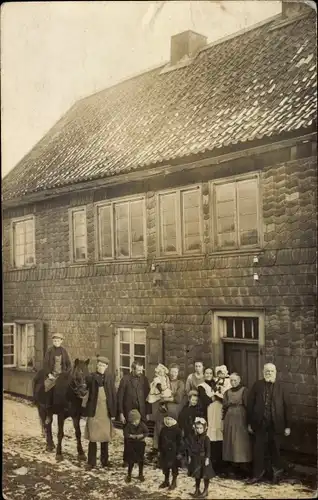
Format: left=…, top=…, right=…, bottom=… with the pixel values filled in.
left=3, top=395, right=316, bottom=500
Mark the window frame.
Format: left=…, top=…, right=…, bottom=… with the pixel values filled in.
left=10, top=215, right=36, bottom=269
left=156, top=184, right=204, bottom=257
left=95, top=195, right=147, bottom=261
left=3, top=320, right=36, bottom=370
left=115, top=327, right=147, bottom=378
left=210, top=173, right=262, bottom=252
left=69, top=206, right=88, bottom=263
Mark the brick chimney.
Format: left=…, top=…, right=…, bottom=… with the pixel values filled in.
left=282, top=0, right=312, bottom=18
left=170, top=30, right=207, bottom=65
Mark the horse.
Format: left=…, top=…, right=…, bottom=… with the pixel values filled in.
left=33, top=358, right=90, bottom=462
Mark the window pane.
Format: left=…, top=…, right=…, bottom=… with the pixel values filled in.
left=134, top=344, right=145, bottom=356
left=238, top=179, right=257, bottom=201
left=3, top=345, right=14, bottom=355
left=3, top=355, right=14, bottom=366
left=120, top=343, right=130, bottom=355
left=120, top=355, right=131, bottom=368
left=72, top=210, right=86, bottom=260
left=120, top=330, right=130, bottom=343
left=217, top=200, right=235, bottom=218
left=99, top=206, right=113, bottom=259
left=75, top=246, right=87, bottom=260
left=234, top=319, right=243, bottom=338
left=131, top=201, right=144, bottom=257
left=252, top=319, right=259, bottom=339
left=115, top=203, right=129, bottom=257
left=183, top=190, right=201, bottom=253
left=133, top=330, right=146, bottom=344
left=121, top=367, right=130, bottom=376
left=244, top=319, right=253, bottom=339
left=226, top=318, right=234, bottom=337
left=218, top=216, right=235, bottom=233
left=216, top=183, right=235, bottom=202
left=239, top=214, right=257, bottom=231
left=160, top=193, right=177, bottom=254
left=26, top=324, right=35, bottom=368
left=218, top=232, right=236, bottom=247
left=240, top=229, right=258, bottom=246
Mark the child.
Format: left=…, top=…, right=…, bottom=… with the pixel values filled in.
left=124, top=409, right=149, bottom=483
left=178, top=390, right=204, bottom=469
left=147, top=363, right=173, bottom=412
left=158, top=409, right=183, bottom=491
left=188, top=417, right=215, bottom=498
left=43, top=333, right=72, bottom=422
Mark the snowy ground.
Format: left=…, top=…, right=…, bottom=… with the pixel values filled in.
left=2, top=394, right=316, bottom=500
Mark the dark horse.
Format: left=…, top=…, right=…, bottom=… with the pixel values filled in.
left=33, top=358, right=90, bottom=461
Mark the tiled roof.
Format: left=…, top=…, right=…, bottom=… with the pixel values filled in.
left=2, top=13, right=317, bottom=202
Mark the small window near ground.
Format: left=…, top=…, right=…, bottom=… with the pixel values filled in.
left=12, top=217, right=35, bottom=268
left=117, top=328, right=146, bottom=378
left=70, top=207, right=87, bottom=262
left=3, top=322, right=36, bottom=369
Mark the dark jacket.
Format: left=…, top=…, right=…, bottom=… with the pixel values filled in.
left=247, top=379, right=290, bottom=433
left=85, top=372, right=117, bottom=418
left=188, top=433, right=215, bottom=480
left=178, top=403, right=204, bottom=440
left=43, top=346, right=71, bottom=376
left=124, top=421, right=149, bottom=464
left=117, top=373, right=151, bottom=420
left=159, top=423, right=183, bottom=470
left=197, top=381, right=216, bottom=420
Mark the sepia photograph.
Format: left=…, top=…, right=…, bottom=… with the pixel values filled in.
left=1, top=1, right=317, bottom=499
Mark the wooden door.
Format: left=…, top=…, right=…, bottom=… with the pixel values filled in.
left=223, top=341, right=258, bottom=388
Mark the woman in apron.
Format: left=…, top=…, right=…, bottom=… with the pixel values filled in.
left=85, top=356, right=117, bottom=470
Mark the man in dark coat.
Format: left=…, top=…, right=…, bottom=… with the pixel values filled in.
left=85, top=356, right=117, bottom=469
left=246, top=363, right=291, bottom=485
left=117, top=361, right=151, bottom=465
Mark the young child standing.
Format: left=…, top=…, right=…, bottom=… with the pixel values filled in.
left=43, top=333, right=72, bottom=422
left=178, top=390, right=204, bottom=469
left=124, top=409, right=149, bottom=483
left=158, top=409, right=183, bottom=491
left=188, top=417, right=215, bottom=498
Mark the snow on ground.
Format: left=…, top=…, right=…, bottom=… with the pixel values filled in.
left=2, top=394, right=316, bottom=500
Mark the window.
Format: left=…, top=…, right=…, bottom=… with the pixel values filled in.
left=117, top=328, right=146, bottom=377
left=158, top=186, right=202, bottom=256
left=220, top=317, right=259, bottom=340
left=212, top=176, right=260, bottom=249
left=96, top=197, right=146, bottom=260
left=70, top=207, right=87, bottom=262
left=11, top=216, right=35, bottom=268
left=3, top=322, right=36, bottom=369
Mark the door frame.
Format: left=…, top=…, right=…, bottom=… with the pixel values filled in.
left=211, top=309, right=265, bottom=375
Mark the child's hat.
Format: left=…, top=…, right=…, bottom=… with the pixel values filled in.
left=215, top=365, right=228, bottom=376
left=155, top=363, right=169, bottom=374
left=194, top=417, right=207, bottom=431
left=128, top=409, right=141, bottom=422
left=52, top=333, right=64, bottom=340
left=188, top=389, right=199, bottom=397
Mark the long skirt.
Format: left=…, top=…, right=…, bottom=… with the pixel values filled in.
left=223, top=406, right=252, bottom=463
left=85, top=387, right=113, bottom=443
left=207, top=401, right=223, bottom=442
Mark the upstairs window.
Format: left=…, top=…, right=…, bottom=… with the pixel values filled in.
left=96, top=197, right=146, bottom=260
left=212, top=176, right=260, bottom=250
left=158, top=186, right=202, bottom=256
left=12, top=216, right=35, bottom=268
left=70, top=207, right=87, bottom=262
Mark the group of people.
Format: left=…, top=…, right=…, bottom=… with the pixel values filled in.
left=43, top=334, right=291, bottom=497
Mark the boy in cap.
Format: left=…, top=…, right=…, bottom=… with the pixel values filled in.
left=85, top=356, right=117, bottom=470
left=124, top=409, right=149, bottom=483
left=43, top=333, right=72, bottom=422
left=158, top=408, right=183, bottom=491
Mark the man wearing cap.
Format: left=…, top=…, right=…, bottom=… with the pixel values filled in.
left=85, top=356, right=117, bottom=470
left=43, top=333, right=72, bottom=421
left=117, top=360, right=151, bottom=465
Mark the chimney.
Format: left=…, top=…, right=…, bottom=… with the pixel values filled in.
left=170, top=30, right=207, bottom=66
left=282, top=0, right=312, bottom=18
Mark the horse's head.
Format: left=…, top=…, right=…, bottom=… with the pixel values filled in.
left=71, top=358, right=90, bottom=397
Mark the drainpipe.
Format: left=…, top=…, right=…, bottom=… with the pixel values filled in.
left=161, top=328, right=166, bottom=365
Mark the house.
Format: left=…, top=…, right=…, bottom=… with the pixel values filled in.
left=2, top=3, right=317, bottom=458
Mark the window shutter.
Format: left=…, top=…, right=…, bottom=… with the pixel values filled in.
left=98, top=323, right=115, bottom=375
left=34, top=320, right=45, bottom=370
left=146, top=327, right=163, bottom=380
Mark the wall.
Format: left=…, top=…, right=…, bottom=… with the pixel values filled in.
left=2, top=148, right=317, bottom=455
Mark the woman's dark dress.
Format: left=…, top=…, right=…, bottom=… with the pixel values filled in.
left=188, top=433, right=216, bottom=480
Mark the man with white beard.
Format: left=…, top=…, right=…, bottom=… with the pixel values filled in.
left=246, top=363, right=291, bottom=485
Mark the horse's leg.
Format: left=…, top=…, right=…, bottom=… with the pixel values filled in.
left=73, top=415, right=86, bottom=460
left=44, top=412, right=55, bottom=452
left=56, top=413, right=65, bottom=461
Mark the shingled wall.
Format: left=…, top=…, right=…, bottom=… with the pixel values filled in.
left=2, top=152, right=317, bottom=455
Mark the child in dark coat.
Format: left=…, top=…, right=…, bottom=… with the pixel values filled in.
left=178, top=390, right=204, bottom=469
left=158, top=409, right=183, bottom=491
left=124, top=409, right=149, bottom=483
left=188, top=417, right=215, bottom=498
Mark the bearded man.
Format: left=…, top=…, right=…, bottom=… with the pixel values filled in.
left=246, top=363, right=291, bottom=485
